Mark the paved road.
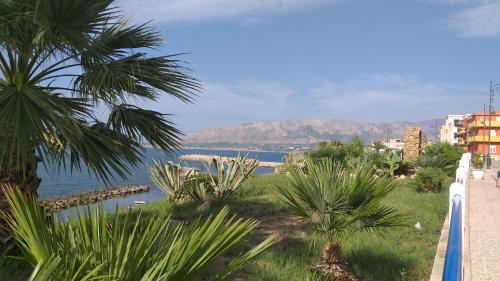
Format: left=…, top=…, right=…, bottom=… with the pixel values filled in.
left=468, top=169, right=500, bottom=280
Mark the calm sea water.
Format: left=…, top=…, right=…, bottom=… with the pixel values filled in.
left=37, top=149, right=286, bottom=211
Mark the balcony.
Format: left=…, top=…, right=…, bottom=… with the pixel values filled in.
left=457, top=139, right=466, bottom=145
left=467, top=120, right=500, bottom=128
left=468, top=135, right=500, bottom=142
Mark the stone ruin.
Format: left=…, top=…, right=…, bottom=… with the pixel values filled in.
left=403, top=127, right=423, bottom=161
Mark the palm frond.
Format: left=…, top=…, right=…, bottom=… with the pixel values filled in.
left=2, top=187, right=277, bottom=280
left=276, top=158, right=408, bottom=244
left=108, top=104, right=182, bottom=152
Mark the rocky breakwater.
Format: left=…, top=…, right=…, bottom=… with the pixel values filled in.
left=40, top=185, right=150, bottom=212
left=179, top=154, right=282, bottom=168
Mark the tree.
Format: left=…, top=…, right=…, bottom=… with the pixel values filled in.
left=0, top=1, right=198, bottom=213
left=370, top=140, right=386, bottom=152
left=276, top=159, right=407, bottom=279
left=3, top=187, right=277, bottom=280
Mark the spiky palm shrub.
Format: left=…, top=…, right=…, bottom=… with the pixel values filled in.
left=146, top=160, right=192, bottom=201
left=0, top=0, right=199, bottom=243
left=3, top=187, right=276, bottom=281
left=276, top=159, right=407, bottom=279
left=206, top=156, right=259, bottom=201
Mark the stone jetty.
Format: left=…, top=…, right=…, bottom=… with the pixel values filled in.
left=178, top=154, right=282, bottom=168
left=40, top=185, right=150, bottom=212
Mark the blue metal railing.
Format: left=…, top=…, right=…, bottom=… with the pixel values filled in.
left=441, top=153, right=469, bottom=281
left=442, top=195, right=463, bottom=281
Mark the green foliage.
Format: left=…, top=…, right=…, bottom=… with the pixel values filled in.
left=395, top=160, right=416, bottom=176
left=471, top=152, right=484, bottom=169
left=348, top=136, right=365, bottom=158
left=309, top=146, right=348, bottom=162
left=417, top=143, right=463, bottom=176
left=146, top=160, right=192, bottom=201
left=370, top=140, right=387, bottom=152
left=383, top=153, right=401, bottom=178
left=2, top=187, right=276, bottom=281
left=367, top=151, right=402, bottom=178
left=413, top=167, right=446, bottom=193
left=309, top=136, right=365, bottom=162
left=0, top=0, right=199, bottom=183
left=0, top=174, right=452, bottom=280
left=276, top=159, right=408, bottom=246
left=204, top=156, right=259, bottom=201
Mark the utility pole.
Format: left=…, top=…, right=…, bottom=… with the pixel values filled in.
left=487, top=81, right=495, bottom=168
left=435, top=121, right=439, bottom=143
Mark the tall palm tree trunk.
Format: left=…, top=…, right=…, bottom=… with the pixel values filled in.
left=0, top=154, right=41, bottom=253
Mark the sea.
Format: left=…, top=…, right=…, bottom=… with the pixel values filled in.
left=37, top=149, right=286, bottom=212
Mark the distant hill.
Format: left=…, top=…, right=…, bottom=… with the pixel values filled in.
left=183, top=118, right=442, bottom=146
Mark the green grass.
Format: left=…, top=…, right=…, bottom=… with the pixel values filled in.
left=0, top=174, right=448, bottom=281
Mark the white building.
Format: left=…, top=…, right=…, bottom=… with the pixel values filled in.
left=440, top=114, right=467, bottom=145
left=385, top=138, right=404, bottom=150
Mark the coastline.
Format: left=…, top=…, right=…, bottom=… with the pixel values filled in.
left=40, top=185, right=150, bottom=212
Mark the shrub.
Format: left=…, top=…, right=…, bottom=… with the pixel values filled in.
left=276, top=159, right=408, bottom=279
left=309, top=146, right=348, bottom=162
left=396, top=160, right=416, bottom=176
left=3, top=187, right=277, bottom=281
left=414, top=167, right=446, bottom=193
left=471, top=153, right=484, bottom=169
left=146, top=160, right=192, bottom=201
left=417, top=143, right=463, bottom=176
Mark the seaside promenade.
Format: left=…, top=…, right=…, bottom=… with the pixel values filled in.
left=467, top=168, right=500, bottom=280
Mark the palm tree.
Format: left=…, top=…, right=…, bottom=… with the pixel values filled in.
left=0, top=0, right=198, bottom=229
left=276, top=159, right=408, bottom=279
left=3, top=187, right=277, bottom=280
left=370, top=140, right=386, bottom=152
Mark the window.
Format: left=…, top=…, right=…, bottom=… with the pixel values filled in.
left=491, top=130, right=497, bottom=137
left=490, top=146, right=496, bottom=154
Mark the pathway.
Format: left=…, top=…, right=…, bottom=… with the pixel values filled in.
left=468, top=168, right=500, bottom=280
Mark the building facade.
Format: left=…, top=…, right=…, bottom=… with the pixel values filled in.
left=385, top=138, right=404, bottom=150
left=458, top=111, right=500, bottom=158
left=440, top=114, right=467, bottom=145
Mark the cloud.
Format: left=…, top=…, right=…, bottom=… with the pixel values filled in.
left=117, top=0, right=334, bottom=24
left=144, top=80, right=297, bottom=131
left=138, top=74, right=483, bottom=132
left=310, top=74, right=482, bottom=122
left=446, top=1, right=500, bottom=38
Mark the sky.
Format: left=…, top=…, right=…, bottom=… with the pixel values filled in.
left=117, top=0, right=500, bottom=132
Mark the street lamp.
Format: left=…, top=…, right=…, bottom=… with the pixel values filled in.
left=486, top=81, right=500, bottom=168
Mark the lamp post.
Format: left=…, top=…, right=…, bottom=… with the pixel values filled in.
left=487, top=81, right=499, bottom=169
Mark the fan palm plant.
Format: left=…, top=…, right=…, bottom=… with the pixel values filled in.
left=3, top=187, right=277, bottom=280
left=276, top=159, right=407, bottom=278
left=0, top=0, right=199, bottom=201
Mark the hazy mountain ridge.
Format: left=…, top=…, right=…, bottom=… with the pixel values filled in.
left=183, top=118, right=442, bottom=145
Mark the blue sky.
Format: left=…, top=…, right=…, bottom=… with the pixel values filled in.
left=118, top=0, right=500, bottom=132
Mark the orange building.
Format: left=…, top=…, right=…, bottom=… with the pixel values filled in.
left=458, top=111, right=500, bottom=158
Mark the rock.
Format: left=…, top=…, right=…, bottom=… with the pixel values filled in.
left=403, top=127, right=423, bottom=161
left=39, top=185, right=150, bottom=212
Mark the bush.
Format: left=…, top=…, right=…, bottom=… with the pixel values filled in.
left=417, top=143, right=463, bottom=176
left=414, top=167, right=447, bottom=193
left=309, top=146, right=348, bottom=162
left=471, top=152, right=484, bottom=169
left=396, top=160, right=416, bottom=176
left=309, top=136, right=365, bottom=162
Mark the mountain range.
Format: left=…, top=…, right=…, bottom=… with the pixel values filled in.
left=183, top=118, right=442, bottom=146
